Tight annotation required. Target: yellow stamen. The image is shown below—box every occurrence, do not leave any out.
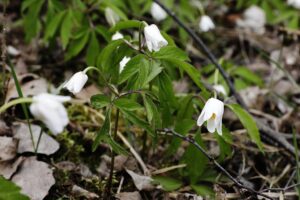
[210,113,216,120]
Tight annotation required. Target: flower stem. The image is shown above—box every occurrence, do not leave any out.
[214,69,219,98]
[106,108,120,198]
[84,66,120,97]
[0,97,33,114]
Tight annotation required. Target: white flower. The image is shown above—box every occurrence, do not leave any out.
[119,56,131,73]
[144,24,168,52]
[63,71,88,94]
[105,8,120,26]
[30,93,70,135]
[236,6,266,34]
[150,3,167,22]
[288,0,300,9]
[112,32,124,40]
[213,84,227,96]
[199,15,215,32]
[7,45,20,56]
[197,98,224,135]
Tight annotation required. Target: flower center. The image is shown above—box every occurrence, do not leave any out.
[210,113,216,120]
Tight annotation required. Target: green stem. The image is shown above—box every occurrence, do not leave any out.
[84,66,119,97]
[8,58,36,152]
[0,97,33,114]
[213,69,219,98]
[106,108,120,198]
[35,126,44,154]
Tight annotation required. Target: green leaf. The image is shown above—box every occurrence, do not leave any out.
[86,31,101,66]
[95,25,111,42]
[114,98,142,111]
[60,9,73,49]
[0,176,30,200]
[227,104,263,151]
[65,31,90,60]
[191,184,214,198]
[121,110,154,136]
[232,67,263,86]
[143,94,161,128]
[181,133,208,183]
[97,39,124,70]
[118,54,144,84]
[90,94,111,109]
[145,61,163,84]
[92,110,111,151]
[152,176,182,192]
[153,46,189,61]
[110,20,142,33]
[162,59,205,91]
[105,136,128,155]
[44,10,65,41]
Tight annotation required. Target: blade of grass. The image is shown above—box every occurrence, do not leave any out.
[7,57,36,152]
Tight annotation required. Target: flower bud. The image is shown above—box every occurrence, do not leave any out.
[63,71,88,94]
[199,15,215,32]
[144,24,168,52]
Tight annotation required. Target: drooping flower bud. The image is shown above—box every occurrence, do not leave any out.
[144,24,168,52]
[63,71,88,94]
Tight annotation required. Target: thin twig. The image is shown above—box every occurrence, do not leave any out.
[153,0,298,157]
[159,128,273,200]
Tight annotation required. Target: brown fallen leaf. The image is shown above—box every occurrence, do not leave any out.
[12,122,60,155]
[5,73,49,103]
[0,156,25,179]
[0,136,18,162]
[126,169,155,191]
[71,185,99,199]
[0,120,11,136]
[75,84,100,102]
[115,191,142,200]
[11,156,55,200]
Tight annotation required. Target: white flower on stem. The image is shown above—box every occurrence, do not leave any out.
[119,56,131,73]
[63,71,88,94]
[30,93,70,135]
[112,32,124,40]
[236,6,266,34]
[144,24,168,52]
[213,84,227,96]
[197,98,224,135]
[150,2,167,22]
[199,15,215,32]
[288,0,300,9]
[105,8,120,26]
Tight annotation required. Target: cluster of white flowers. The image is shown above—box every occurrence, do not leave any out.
[24,4,226,137]
[288,0,300,9]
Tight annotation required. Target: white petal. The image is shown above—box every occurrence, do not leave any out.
[207,118,216,133]
[197,111,205,126]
